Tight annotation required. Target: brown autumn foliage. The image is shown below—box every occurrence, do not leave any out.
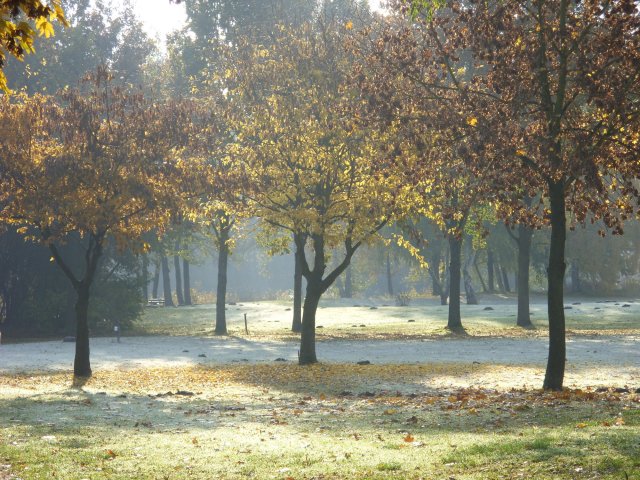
[356,0,640,390]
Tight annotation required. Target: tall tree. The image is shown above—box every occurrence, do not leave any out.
[229,21,404,364]
[0,70,197,377]
[405,0,640,389]
[356,17,501,331]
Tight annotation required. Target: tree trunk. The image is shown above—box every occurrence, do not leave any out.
[161,255,174,307]
[544,181,567,391]
[73,285,92,377]
[299,280,321,365]
[292,236,303,333]
[343,265,352,298]
[473,253,488,293]
[487,249,495,293]
[517,224,534,328]
[440,246,450,305]
[386,251,394,297]
[174,254,184,306]
[152,260,160,299]
[142,254,149,304]
[495,259,505,292]
[463,237,479,305]
[447,236,463,331]
[48,236,103,378]
[501,266,511,292]
[429,253,442,297]
[571,263,581,293]
[183,258,192,305]
[215,227,230,335]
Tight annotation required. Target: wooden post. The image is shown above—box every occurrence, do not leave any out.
[244,313,248,335]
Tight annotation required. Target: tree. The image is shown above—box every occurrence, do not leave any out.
[0,0,67,91]
[355,15,503,331]
[503,199,536,328]
[228,21,404,364]
[190,95,248,335]
[0,70,197,377]
[5,0,155,94]
[404,0,640,389]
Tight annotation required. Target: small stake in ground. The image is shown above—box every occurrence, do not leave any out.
[244,313,248,335]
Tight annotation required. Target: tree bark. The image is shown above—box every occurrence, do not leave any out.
[495,259,505,292]
[517,224,534,328]
[440,245,450,305]
[48,236,103,378]
[544,181,567,391]
[298,232,327,365]
[447,236,463,331]
[386,251,394,297]
[297,232,360,365]
[428,251,442,297]
[299,280,321,365]
[142,254,149,304]
[463,237,479,304]
[174,254,184,306]
[73,284,92,377]
[183,258,192,305]
[152,259,160,299]
[501,266,511,292]
[571,263,581,293]
[343,265,352,298]
[215,226,230,335]
[487,249,495,293]
[292,234,303,333]
[473,253,488,293]
[161,255,174,307]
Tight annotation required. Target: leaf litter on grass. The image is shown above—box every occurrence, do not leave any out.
[1,364,639,479]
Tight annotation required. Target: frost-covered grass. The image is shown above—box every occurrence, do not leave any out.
[0,365,638,479]
[2,297,637,478]
[132,295,640,339]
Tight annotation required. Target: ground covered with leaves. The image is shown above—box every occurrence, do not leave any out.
[1,364,638,479]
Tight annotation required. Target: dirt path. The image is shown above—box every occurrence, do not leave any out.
[1,335,637,389]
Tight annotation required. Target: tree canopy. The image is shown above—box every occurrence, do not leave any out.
[0,0,67,91]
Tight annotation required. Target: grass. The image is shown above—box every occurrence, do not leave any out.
[130,296,640,340]
[2,297,638,478]
[0,365,639,479]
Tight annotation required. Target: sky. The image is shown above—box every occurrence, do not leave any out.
[127,0,384,43]
[128,0,187,42]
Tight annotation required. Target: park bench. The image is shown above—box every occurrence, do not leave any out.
[147,298,165,307]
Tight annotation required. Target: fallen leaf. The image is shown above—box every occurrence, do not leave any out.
[404,433,415,442]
